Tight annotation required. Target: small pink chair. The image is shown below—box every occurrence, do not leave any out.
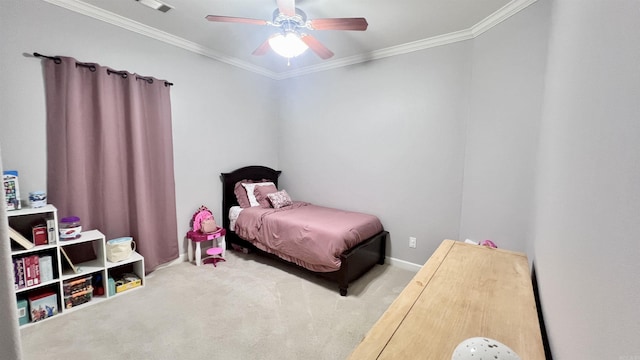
[186,206,226,267]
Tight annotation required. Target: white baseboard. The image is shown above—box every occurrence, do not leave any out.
[386,256,422,272]
[146,254,188,277]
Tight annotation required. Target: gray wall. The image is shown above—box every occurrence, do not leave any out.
[276,0,552,266]
[533,0,640,358]
[278,42,472,265]
[459,0,551,254]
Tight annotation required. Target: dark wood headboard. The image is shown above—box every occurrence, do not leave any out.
[220,166,282,244]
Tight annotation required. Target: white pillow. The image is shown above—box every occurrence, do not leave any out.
[242,182,275,207]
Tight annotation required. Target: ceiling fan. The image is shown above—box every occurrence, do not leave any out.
[206,0,368,60]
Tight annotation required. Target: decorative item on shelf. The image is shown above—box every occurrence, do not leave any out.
[28,191,47,208]
[452,337,521,360]
[115,273,141,293]
[32,223,48,245]
[92,273,105,296]
[106,236,136,262]
[46,219,56,244]
[108,277,116,296]
[59,216,82,240]
[16,298,29,326]
[28,291,58,322]
[3,170,21,210]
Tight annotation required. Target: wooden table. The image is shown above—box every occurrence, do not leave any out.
[348,239,545,360]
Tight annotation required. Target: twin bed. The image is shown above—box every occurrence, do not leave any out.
[221,165,387,296]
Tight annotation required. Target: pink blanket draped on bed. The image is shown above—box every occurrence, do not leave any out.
[234,202,383,272]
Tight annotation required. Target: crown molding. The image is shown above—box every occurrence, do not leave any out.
[41,0,280,79]
[471,0,538,37]
[274,29,474,80]
[42,0,537,80]
[279,0,538,79]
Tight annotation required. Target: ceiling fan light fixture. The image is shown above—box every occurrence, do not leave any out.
[268,32,308,58]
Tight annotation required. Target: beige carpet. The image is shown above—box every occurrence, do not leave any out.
[20,250,416,360]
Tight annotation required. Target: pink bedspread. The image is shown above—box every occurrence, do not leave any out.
[234,202,383,272]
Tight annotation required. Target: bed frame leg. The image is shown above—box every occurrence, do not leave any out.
[339,287,348,296]
[378,232,388,265]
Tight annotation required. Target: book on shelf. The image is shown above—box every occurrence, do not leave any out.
[24,255,40,287]
[59,247,81,274]
[32,255,40,286]
[9,227,34,250]
[39,255,54,283]
[13,258,25,290]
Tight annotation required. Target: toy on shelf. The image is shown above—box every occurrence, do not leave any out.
[3,170,21,210]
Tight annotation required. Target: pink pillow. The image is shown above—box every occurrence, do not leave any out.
[234,179,254,208]
[234,179,271,208]
[267,190,293,209]
[254,184,278,208]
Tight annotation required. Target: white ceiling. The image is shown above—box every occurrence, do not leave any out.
[43,0,536,78]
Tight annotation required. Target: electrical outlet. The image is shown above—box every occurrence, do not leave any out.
[409,236,417,248]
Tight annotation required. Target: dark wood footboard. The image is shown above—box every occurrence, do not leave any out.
[325,231,388,296]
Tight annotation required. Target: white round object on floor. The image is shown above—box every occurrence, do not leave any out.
[451,337,521,360]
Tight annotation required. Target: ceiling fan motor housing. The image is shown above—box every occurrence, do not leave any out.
[272,7,308,33]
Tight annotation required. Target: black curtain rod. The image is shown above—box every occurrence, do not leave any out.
[33,52,61,64]
[33,52,174,87]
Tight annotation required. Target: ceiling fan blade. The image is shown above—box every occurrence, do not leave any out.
[205,15,268,26]
[308,18,368,31]
[252,39,271,56]
[300,34,334,59]
[276,0,296,17]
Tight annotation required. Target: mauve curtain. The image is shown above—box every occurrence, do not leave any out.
[42,56,178,273]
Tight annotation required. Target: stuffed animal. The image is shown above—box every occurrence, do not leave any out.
[480,239,497,248]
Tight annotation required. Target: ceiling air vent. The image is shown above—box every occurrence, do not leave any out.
[136,0,173,13]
